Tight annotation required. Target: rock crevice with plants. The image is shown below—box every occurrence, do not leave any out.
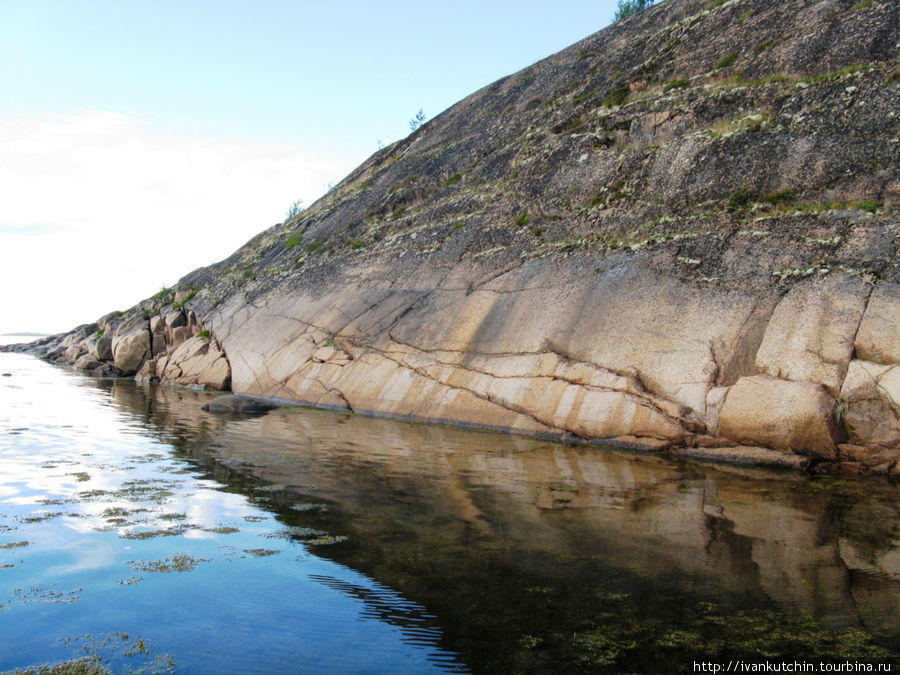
[8,0,899,472]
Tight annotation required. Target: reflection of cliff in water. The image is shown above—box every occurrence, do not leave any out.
[102,379,900,660]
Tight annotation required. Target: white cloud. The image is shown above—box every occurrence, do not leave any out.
[0,111,361,334]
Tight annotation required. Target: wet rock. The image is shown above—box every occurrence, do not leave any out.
[679,445,810,470]
[74,354,102,371]
[200,394,278,413]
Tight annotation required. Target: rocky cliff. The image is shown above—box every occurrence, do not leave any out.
[10,0,899,471]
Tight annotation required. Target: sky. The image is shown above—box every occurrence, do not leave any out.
[0,0,620,335]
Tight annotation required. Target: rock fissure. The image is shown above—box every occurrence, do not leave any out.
[846,281,878,365]
[309,376,355,412]
[383,335,651,388]
[377,350,575,437]
[380,344,692,439]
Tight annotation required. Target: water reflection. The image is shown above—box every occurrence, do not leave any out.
[0,354,469,674]
[99,378,900,670]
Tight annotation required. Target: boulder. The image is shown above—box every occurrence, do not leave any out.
[93,335,113,361]
[136,358,158,382]
[840,360,900,449]
[112,317,151,376]
[718,375,839,458]
[754,274,870,396]
[170,326,191,348]
[163,311,187,343]
[200,394,278,413]
[161,336,231,390]
[198,354,231,390]
[855,283,900,365]
[64,345,85,363]
[112,329,150,375]
[311,346,352,365]
[151,333,167,356]
[74,354,102,371]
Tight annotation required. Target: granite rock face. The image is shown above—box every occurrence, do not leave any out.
[6,0,898,470]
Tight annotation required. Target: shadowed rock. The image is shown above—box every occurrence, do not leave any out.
[200,394,279,414]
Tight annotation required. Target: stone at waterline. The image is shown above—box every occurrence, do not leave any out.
[718,375,839,458]
[74,354,103,371]
[93,335,113,361]
[111,316,151,376]
[201,394,279,414]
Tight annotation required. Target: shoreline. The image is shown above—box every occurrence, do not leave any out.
[4,346,891,478]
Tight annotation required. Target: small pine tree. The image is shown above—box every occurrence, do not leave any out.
[615,0,656,21]
[285,199,304,221]
[408,109,426,132]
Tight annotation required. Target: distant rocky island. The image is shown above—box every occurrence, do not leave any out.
[7,0,898,473]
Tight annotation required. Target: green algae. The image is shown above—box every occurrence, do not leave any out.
[242,548,280,558]
[100,507,132,519]
[203,526,239,534]
[19,512,64,524]
[4,632,176,675]
[289,503,328,512]
[4,656,110,675]
[558,598,897,671]
[157,513,187,522]
[114,577,141,586]
[0,541,29,549]
[127,554,209,574]
[119,528,184,541]
[263,526,327,540]
[110,481,177,503]
[1,585,82,609]
[306,535,348,546]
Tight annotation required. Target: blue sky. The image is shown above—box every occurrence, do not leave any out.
[0,1,619,334]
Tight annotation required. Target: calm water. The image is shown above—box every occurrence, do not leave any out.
[1,341,899,673]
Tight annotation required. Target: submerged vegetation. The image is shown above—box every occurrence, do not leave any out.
[558,597,895,670]
[6,633,175,675]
